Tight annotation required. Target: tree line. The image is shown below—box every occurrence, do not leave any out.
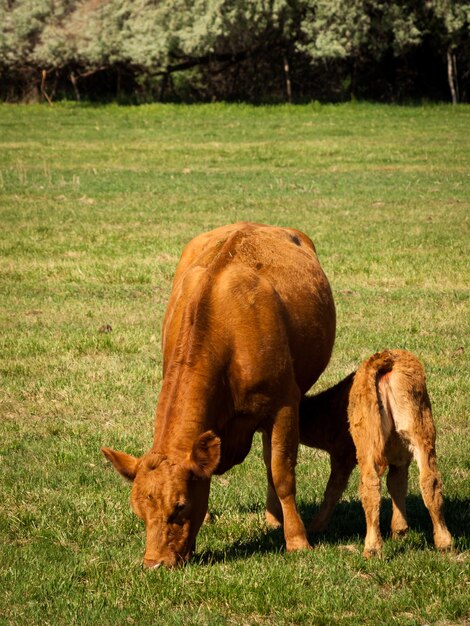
[1,0,469,103]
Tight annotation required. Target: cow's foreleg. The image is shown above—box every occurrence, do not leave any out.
[386,463,410,538]
[310,453,354,533]
[269,403,311,552]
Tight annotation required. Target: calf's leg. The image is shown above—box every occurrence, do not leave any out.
[358,461,383,557]
[262,430,283,528]
[310,454,355,533]
[415,445,452,550]
[386,463,410,538]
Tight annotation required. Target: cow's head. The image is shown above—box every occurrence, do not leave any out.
[102,431,220,568]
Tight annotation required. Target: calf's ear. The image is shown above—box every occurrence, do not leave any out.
[101,447,139,481]
[188,431,221,479]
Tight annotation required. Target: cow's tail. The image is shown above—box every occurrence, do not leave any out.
[207,226,255,277]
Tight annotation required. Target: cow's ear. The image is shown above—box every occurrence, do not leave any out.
[101,447,139,481]
[188,431,221,479]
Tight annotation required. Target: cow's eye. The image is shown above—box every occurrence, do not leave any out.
[147,493,154,501]
[168,501,187,523]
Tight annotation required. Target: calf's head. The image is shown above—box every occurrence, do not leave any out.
[102,431,220,568]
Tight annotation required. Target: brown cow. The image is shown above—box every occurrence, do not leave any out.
[102,222,336,567]
[297,349,452,557]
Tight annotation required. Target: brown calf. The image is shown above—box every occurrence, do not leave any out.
[102,222,336,567]
[297,349,452,557]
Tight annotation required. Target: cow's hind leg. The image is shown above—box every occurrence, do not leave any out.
[358,461,383,557]
[387,463,410,538]
[268,401,310,552]
[310,453,355,533]
[415,445,452,550]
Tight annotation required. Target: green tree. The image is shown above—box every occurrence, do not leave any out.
[298,0,422,97]
[121,0,299,100]
[0,0,469,102]
[426,0,470,103]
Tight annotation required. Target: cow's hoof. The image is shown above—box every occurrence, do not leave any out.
[286,538,312,552]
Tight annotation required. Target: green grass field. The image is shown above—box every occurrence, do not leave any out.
[1,102,469,625]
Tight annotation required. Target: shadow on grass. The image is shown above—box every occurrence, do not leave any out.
[197,495,469,565]
[303,494,469,544]
[196,527,285,566]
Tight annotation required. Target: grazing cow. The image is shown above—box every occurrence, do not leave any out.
[102,222,336,567]
[298,349,452,557]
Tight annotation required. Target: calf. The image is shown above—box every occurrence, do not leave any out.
[298,350,452,557]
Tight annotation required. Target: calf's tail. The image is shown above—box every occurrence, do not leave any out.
[348,351,396,472]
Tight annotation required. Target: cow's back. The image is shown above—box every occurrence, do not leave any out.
[162,222,335,395]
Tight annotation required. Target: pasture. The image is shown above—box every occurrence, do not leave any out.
[0,102,469,625]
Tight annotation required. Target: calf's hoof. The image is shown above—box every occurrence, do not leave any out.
[265,510,282,529]
[363,545,382,559]
[391,527,409,540]
[435,533,453,551]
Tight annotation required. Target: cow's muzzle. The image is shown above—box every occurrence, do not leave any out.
[143,543,195,569]
[143,559,162,569]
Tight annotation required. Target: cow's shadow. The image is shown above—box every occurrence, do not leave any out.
[196,495,469,565]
